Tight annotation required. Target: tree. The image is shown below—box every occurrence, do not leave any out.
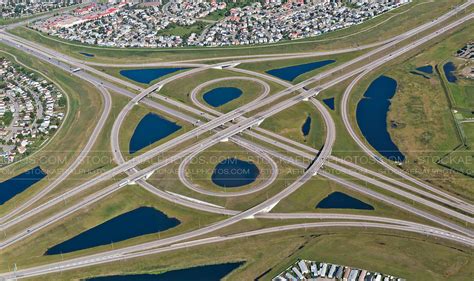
[58,96,67,107]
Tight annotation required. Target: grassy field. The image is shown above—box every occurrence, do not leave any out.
[146,151,304,211]
[271,169,456,229]
[156,68,286,106]
[316,23,474,201]
[194,78,265,114]
[6,0,466,63]
[384,25,474,200]
[444,57,474,109]
[25,227,473,281]
[313,79,417,186]
[239,50,365,84]
[260,102,327,150]
[183,141,273,194]
[311,24,474,205]
[0,184,224,272]
[437,120,474,178]
[157,22,207,39]
[433,53,474,178]
[0,43,104,217]
[20,91,130,213]
[1,173,126,245]
[0,2,472,279]
[265,231,473,281]
[273,175,402,217]
[463,122,474,146]
[202,9,227,21]
[447,65,474,110]
[0,92,131,242]
[95,66,190,87]
[439,145,474,178]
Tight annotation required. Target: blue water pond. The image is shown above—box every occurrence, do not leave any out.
[45,207,180,255]
[86,262,244,281]
[302,115,312,137]
[443,62,457,83]
[415,65,433,74]
[120,68,187,84]
[203,87,243,107]
[211,158,260,188]
[323,97,335,110]
[356,75,405,162]
[79,52,95,57]
[0,166,46,205]
[129,113,181,154]
[266,60,335,82]
[316,192,374,210]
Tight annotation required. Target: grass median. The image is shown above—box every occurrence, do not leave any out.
[0,184,224,273]
[25,226,473,281]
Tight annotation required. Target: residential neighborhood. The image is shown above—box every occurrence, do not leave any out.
[32,0,227,48]
[190,0,410,46]
[0,0,471,280]
[273,259,406,281]
[456,42,474,60]
[31,0,411,48]
[455,42,474,79]
[0,0,77,20]
[0,57,66,164]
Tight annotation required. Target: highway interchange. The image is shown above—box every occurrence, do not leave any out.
[0,1,473,279]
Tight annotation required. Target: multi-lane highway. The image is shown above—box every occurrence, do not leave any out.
[341,67,474,211]
[0,4,471,227]
[184,78,473,225]
[1,219,472,280]
[0,2,472,279]
[0,0,472,242]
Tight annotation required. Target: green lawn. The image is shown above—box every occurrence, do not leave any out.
[271,172,447,228]
[202,9,227,21]
[239,50,365,84]
[0,111,13,127]
[157,22,207,38]
[438,145,474,178]
[463,122,474,146]
[156,68,285,106]
[440,58,474,115]
[146,150,303,211]
[449,78,474,110]
[260,102,326,150]
[437,121,474,178]
[96,66,189,87]
[184,141,273,194]
[194,78,265,114]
